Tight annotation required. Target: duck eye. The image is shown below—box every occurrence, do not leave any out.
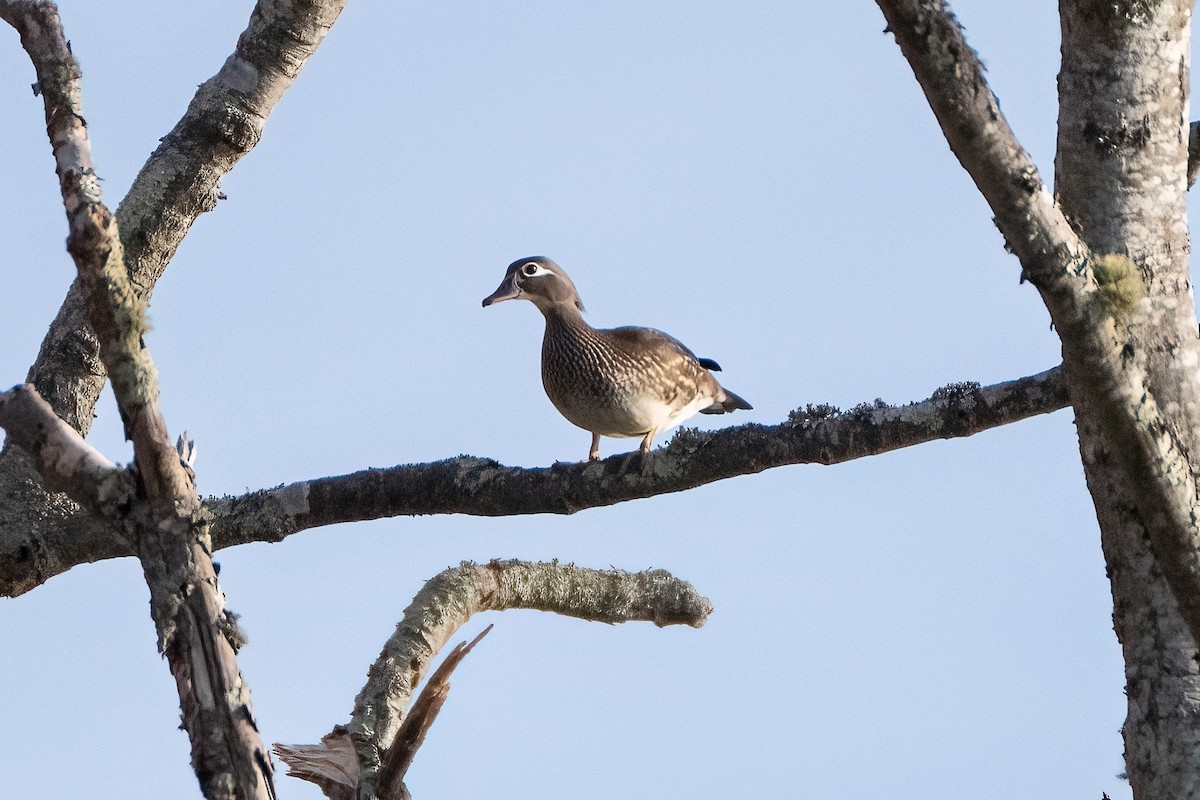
[521,262,540,277]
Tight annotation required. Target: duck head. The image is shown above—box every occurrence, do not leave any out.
[482,256,586,314]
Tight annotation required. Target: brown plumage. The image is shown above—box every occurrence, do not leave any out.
[483,256,751,461]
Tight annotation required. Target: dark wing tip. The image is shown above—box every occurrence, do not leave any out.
[722,389,752,411]
[698,389,752,415]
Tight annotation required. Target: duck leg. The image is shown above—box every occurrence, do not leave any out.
[639,429,657,457]
[589,432,602,462]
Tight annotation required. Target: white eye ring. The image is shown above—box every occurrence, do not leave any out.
[521,262,549,277]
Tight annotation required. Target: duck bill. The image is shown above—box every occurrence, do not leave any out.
[482,277,521,307]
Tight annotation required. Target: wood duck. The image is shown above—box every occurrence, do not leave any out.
[483,256,752,461]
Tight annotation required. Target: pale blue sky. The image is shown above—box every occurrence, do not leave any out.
[0,2,1150,798]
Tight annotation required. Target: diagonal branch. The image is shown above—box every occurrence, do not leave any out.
[876,0,1086,283]
[275,560,712,799]
[2,3,275,798]
[0,0,349,592]
[0,383,135,518]
[20,0,350,434]
[273,627,493,800]
[878,0,1200,648]
[374,625,493,800]
[0,366,1071,597]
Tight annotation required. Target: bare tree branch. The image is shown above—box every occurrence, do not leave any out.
[876,0,1086,283]
[209,367,1069,538]
[276,560,712,799]
[376,625,492,800]
[0,0,349,595]
[0,366,1071,597]
[21,0,350,433]
[878,0,1200,651]
[274,625,493,800]
[1,3,275,797]
[0,384,133,515]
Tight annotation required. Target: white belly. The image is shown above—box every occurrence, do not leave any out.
[587,391,714,438]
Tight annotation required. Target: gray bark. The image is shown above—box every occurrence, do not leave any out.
[0,0,348,597]
[0,366,1069,597]
[274,561,712,800]
[0,3,276,796]
[5,0,1198,797]
[877,1,1200,796]
[1056,3,1200,796]
[0,0,348,797]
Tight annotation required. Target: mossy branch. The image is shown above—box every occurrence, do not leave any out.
[276,560,711,799]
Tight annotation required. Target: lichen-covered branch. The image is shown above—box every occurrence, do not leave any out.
[374,625,493,800]
[209,367,1069,540]
[2,3,275,798]
[0,0,349,599]
[355,560,710,749]
[0,384,133,515]
[0,366,1071,597]
[878,0,1200,653]
[274,626,492,800]
[276,560,712,799]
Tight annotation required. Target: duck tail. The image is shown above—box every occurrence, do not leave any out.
[700,388,752,414]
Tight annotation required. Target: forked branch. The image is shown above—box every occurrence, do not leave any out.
[275,560,712,799]
[1,3,275,797]
[0,0,351,605]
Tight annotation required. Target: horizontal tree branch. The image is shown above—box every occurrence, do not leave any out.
[275,560,712,799]
[0,366,1071,597]
[210,367,1069,541]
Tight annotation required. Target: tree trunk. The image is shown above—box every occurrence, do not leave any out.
[1055,2,1200,796]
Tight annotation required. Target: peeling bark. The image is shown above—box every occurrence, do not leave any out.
[275,560,712,799]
